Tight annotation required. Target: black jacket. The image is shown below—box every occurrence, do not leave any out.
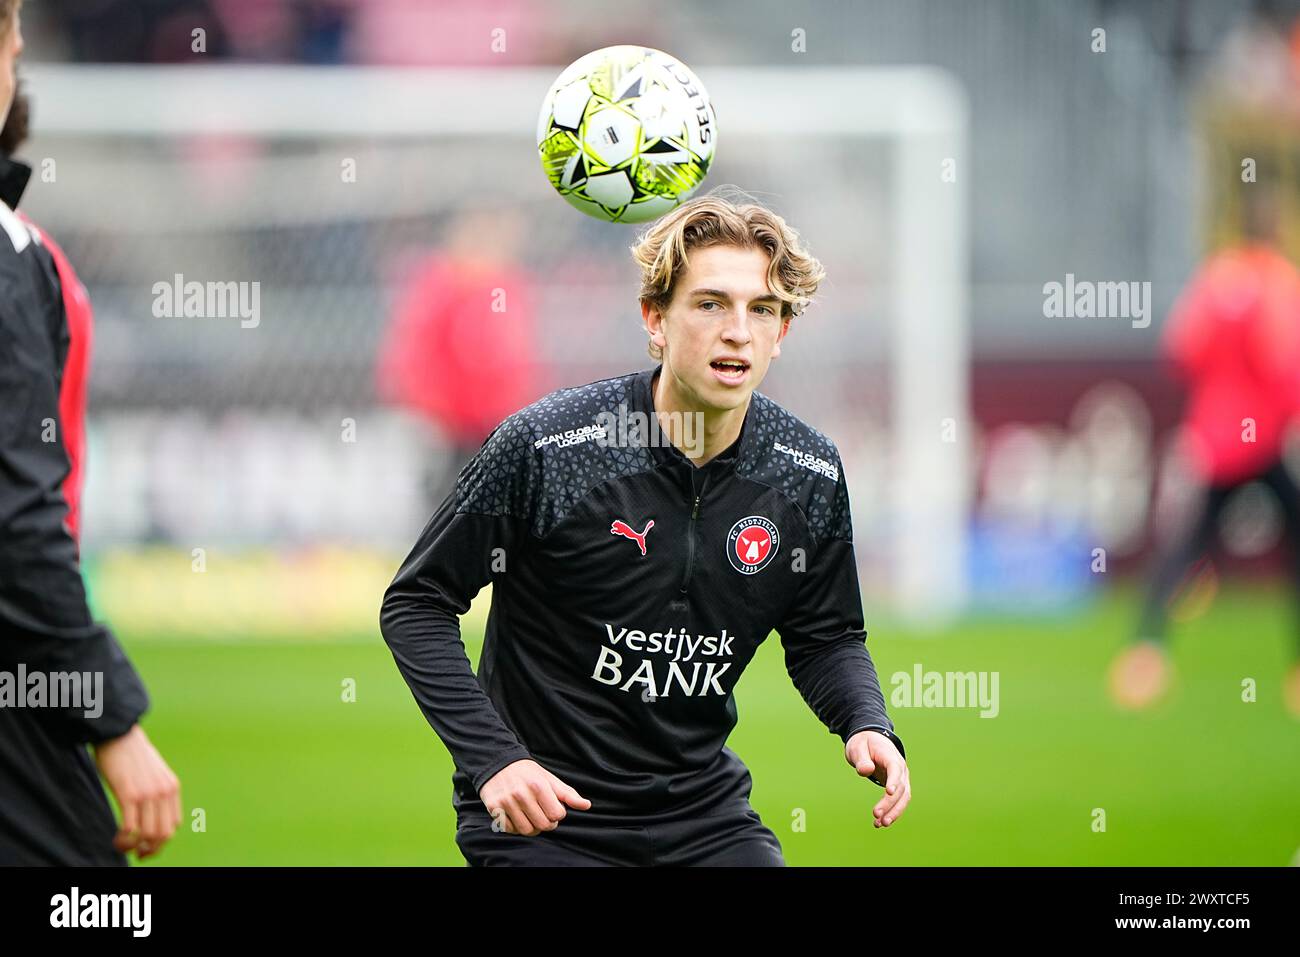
[0,156,148,864]
[381,363,903,826]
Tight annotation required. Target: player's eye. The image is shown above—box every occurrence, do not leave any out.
[699,300,720,312]
[753,305,775,315]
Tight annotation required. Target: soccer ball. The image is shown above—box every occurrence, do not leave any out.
[536,45,718,223]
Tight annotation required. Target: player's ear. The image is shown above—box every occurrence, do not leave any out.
[771,315,791,359]
[642,300,668,354]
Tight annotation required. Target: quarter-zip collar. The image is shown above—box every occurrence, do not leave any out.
[0,154,32,210]
[631,363,756,478]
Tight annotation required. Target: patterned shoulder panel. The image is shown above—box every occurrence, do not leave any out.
[455,371,656,538]
[735,391,853,546]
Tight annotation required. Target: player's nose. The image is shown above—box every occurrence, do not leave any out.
[721,316,753,344]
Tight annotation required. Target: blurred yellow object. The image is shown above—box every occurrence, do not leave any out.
[1284,662,1300,719]
[85,546,493,642]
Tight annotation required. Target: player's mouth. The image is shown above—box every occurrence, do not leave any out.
[709,357,750,386]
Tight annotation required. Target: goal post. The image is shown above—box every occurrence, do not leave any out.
[24,63,970,627]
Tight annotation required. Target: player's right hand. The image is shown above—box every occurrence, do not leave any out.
[92,723,182,860]
[479,759,592,836]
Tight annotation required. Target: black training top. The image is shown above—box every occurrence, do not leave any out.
[0,157,148,864]
[0,156,147,743]
[380,363,903,826]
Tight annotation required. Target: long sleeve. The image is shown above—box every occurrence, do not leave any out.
[379,414,538,793]
[0,272,148,745]
[775,460,903,759]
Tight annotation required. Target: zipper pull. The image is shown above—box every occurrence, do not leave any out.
[691,495,700,519]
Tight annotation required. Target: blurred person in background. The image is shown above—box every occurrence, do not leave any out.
[376,205,543,510]
[1110,185,1300,718]
[0,1,180,864]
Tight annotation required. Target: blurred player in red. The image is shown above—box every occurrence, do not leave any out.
[376,205,543,508]
[1111,187,1300,717]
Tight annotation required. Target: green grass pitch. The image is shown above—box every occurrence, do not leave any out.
[118,583,1300,866]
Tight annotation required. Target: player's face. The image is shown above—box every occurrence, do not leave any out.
[642,244,790,413]
[0,6,23,130]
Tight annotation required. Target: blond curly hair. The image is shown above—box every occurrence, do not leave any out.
[628,187,826,361]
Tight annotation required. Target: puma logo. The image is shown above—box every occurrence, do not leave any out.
[610,518,654,556]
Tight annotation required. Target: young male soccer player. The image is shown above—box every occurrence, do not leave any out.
[381,192,911,866]
[0,1,180,865]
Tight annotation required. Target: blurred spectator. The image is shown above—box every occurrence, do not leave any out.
[347,0,535,65]
[42,0,229,63]
[37,0,357,64]
[210,0,354,63]
[28,0,650,65]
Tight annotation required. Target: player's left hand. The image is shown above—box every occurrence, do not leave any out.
[845,730,910,829]
[93,723,182,860]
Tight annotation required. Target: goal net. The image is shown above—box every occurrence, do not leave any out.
[22,63,969,631]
